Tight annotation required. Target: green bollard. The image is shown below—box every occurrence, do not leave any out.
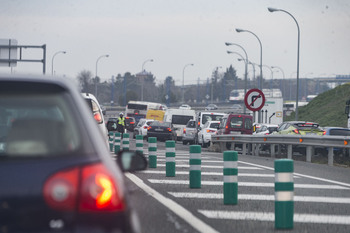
[108,132,114,152]
[189,145,201,188]
[114,132,121,154]
[275,159,294,229]
[136,135,143,154]
[165,140,176,177]
[223,151,238,205]
[148,137,157,168]
[122,133,130,151]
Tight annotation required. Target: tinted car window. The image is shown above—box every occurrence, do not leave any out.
[186,120,196,128]
[172,115,193,125]
[0,90,81,157]
[210,122,220,128]
[230,117,243,128]
[329,129,350,136]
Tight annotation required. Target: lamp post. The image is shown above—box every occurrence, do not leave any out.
[268,7,300,120]
[51,51,66,75]
[271,66,285,98]
[263,65,274,92]
[211,66,222,104]
[226,50,248,114]
[225,42,249,115]
[141,59,154,101]
[182,63,194,103]
[235,29,263,91]
[95,54,109,97]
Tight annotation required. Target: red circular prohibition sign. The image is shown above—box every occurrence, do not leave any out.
[244,88,266,112]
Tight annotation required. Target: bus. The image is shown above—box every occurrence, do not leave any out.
[229,89,282,103]
[125,101,165,122]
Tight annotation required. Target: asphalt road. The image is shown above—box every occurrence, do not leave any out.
[115,135,350,233]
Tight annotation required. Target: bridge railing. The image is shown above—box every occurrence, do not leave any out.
[211,134,350,166]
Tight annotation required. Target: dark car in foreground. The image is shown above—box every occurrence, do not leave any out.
[147,121,177,141]
[0,75,146,233]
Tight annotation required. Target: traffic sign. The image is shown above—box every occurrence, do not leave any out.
[244,88,265,111]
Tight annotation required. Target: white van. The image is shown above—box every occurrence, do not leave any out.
[163,108,196,141]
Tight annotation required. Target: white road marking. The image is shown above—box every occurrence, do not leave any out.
[125,173,219,233]
[155,164,262,169]
[238,160,350,188]
[198,210,350,225]
[157,159,222,163]
[140,170,300,178]
[168,192,350,204]
[147,179,350,190]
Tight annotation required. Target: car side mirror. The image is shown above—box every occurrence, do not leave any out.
[116,151,148,172]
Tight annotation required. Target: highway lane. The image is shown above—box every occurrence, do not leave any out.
[117,138,350,233]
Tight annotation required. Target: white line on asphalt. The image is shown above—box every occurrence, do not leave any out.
[157,159,222,163]
[155,164,262,169]
[147,179,350,189]
[125,173,219,233]
[140,170,300,178]
[198,210,350,225]
[168,192,350,204]
[238,160,350,188]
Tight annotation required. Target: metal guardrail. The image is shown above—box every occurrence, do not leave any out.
[211,134,350,166]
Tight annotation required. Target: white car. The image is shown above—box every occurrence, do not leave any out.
[179,104,191,110]
[198,120,220,148]
[254,124,278,135]
[81,93,108,146]
[133,118,154,138]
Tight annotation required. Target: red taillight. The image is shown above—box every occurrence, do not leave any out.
[225,125,228,129]
[79,163,124,212]
[183,128,186,134]
[147,126,151,130]
[143,126,148,129]
[43,167,79,211]
[167,128,172,132]
[94,112,103,124]
[44,163,125,213]
[293,129,300,134]
[323,131,326,135]
[206,129,216,133]
[130,122,135,125]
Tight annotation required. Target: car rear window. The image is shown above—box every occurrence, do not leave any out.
[0,83,82,157]
[186,120,195,128]
[202,114,224,125]
[210,122,220,128]
[329,129,350,136]
[295,122,319,129]
[151,121,171,127]
[172,115,193,125]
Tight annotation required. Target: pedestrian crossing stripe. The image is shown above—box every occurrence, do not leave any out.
[198,210,350,225]
[140,170,301,178]
[155,164,263,169]
[147,179,350,190]
[168,192,350,204]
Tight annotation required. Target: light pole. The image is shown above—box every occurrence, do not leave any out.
[268,7,300,121]
[235,29,263,91]
[271,66,285,98]
[211,66,222,104]
[226,50,248,114]
[141,59,154,101]
[51,50,66,75]
[263,65,273,93]
[182,63,194,103]
[225,42,249,114]
[95,54,109,97]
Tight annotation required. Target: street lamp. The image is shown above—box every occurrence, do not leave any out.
[211,66,222,104]
[263,65,273,92]
[225,42,249,114]
[51,50,66,75]
[95,54,109,97]
[271,66,285,98]
[268,7,300,120]
[235,28,263,91]
[141,59,154,101]
[182,63,194,103]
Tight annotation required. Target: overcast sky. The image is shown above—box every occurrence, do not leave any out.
[1,0,349,85]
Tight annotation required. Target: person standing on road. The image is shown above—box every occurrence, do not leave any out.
[117,112,125,138]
